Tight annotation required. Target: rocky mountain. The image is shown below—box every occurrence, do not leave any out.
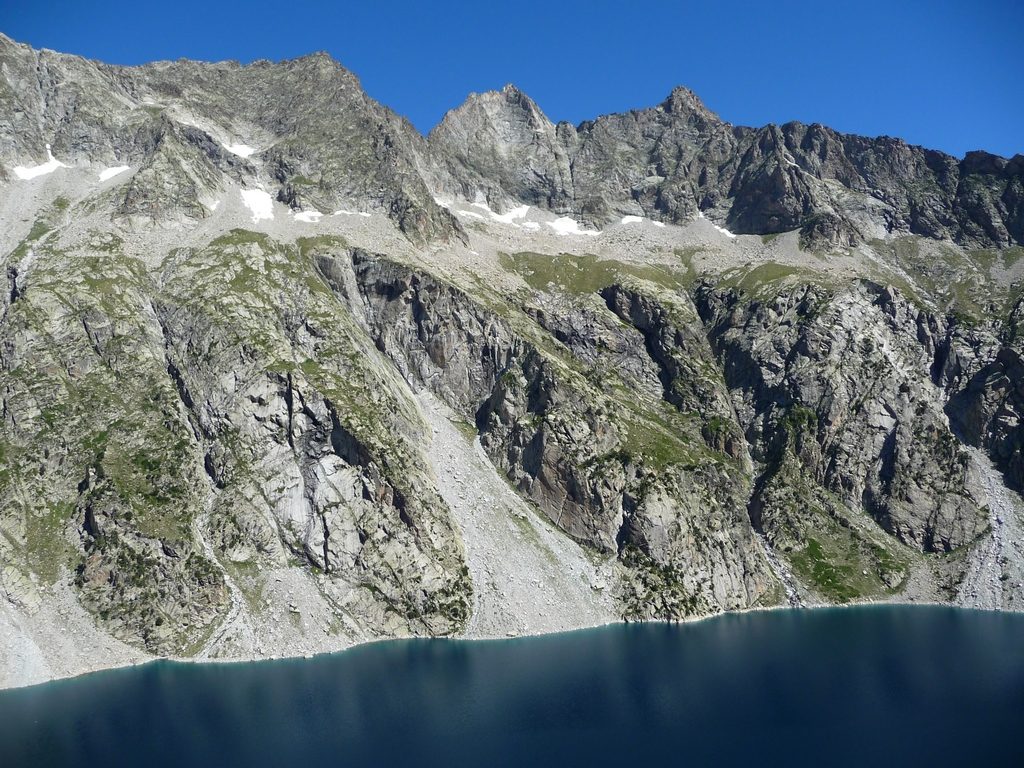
[429,84,1024,249]
[1,34,1022,688]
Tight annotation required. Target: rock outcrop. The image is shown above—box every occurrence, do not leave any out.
[430,86,1024,249]
[0,34,460,243]
[313,247,779,619]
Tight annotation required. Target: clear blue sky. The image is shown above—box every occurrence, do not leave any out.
[1,0,1021,158]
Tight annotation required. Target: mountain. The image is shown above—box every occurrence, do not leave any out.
[1,34,1022,688]
[429,84,1024,249]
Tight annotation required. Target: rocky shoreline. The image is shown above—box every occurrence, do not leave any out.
[4,393,1022,691]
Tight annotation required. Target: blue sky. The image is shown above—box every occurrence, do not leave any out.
[1,0,1021,158]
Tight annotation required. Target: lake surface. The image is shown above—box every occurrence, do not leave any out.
[1,605,1022,766]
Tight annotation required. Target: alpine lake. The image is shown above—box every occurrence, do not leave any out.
[1,605,1022,767]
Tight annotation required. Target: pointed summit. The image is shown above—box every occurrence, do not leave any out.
[430,82,555,144]
[662,86,721,123]
[496,83,540,111]
[428,83,573,211]
[499,82,526,97]
[433,83,550,134]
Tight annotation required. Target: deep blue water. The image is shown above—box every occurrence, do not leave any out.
[1,605,1022,767]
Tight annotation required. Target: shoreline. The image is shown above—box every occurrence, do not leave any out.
[3,598,1018,694]
[3,404,1018,693]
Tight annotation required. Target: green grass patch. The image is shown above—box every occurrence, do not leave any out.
[23,501,78,584]
[209,229,271,248]
[790,537,862,602]
[297,234,349,256]
[500,251,686,295]
[718,262,817,297]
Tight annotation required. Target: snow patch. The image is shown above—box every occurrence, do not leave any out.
[456,210,487,220]
[224,144,256,158]
[240,189,274,222]
[621,215,666,228]
[698,210,736,238]
[209,200,221,211]
[98,165,130,182]
[490,205,530,224]
[13,145,66,180]
[332,209,372,218]
[294,210,323,223]
[547,216,600,237]
[466,201,533,226]
[521,221,540,231]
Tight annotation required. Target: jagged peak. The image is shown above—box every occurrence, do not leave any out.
[279,50,343,69]
[462,83,539,111]
[430,83,552,138]
[661,85,721,123]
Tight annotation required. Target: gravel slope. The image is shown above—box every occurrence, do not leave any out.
[958,448,1024,610]
[420,392,618,637]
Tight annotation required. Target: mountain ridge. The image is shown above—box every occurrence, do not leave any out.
[2,32,1021,250]
[4,30,1016,161]
[1,34,1023,689]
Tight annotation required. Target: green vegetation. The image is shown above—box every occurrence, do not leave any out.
[787,526,908,604]
[618,403,704,471]
[448,414,478,441]
[620,545,708,619]
[717,262,823,299]
[23,502,77,584]
[499,251,686,295]
[782,404,818,433]
[1001,246,1024,270]
[673,247,702,284]
[761,446,910,604]
[0,231,206,590]
[296,233,349,256]
[209,228,271,248]
[790,538,861,602]
[867,236,1022,326]
[5,195,74,263]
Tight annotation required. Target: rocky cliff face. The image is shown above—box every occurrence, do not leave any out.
[314,249,776,618]
[0,35,459,243]
[696,281,988,552]
[1,35,1023,686]
[429,85,1024,249]
[0,226,471,657]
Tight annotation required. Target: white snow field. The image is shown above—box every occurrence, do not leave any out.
[13,145,67,180]
[240,189,275,222]
[98,166,130,182]
[547,216,600,236]
[224,143,257,158]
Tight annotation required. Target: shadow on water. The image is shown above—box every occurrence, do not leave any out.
[1,605,1022,767]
